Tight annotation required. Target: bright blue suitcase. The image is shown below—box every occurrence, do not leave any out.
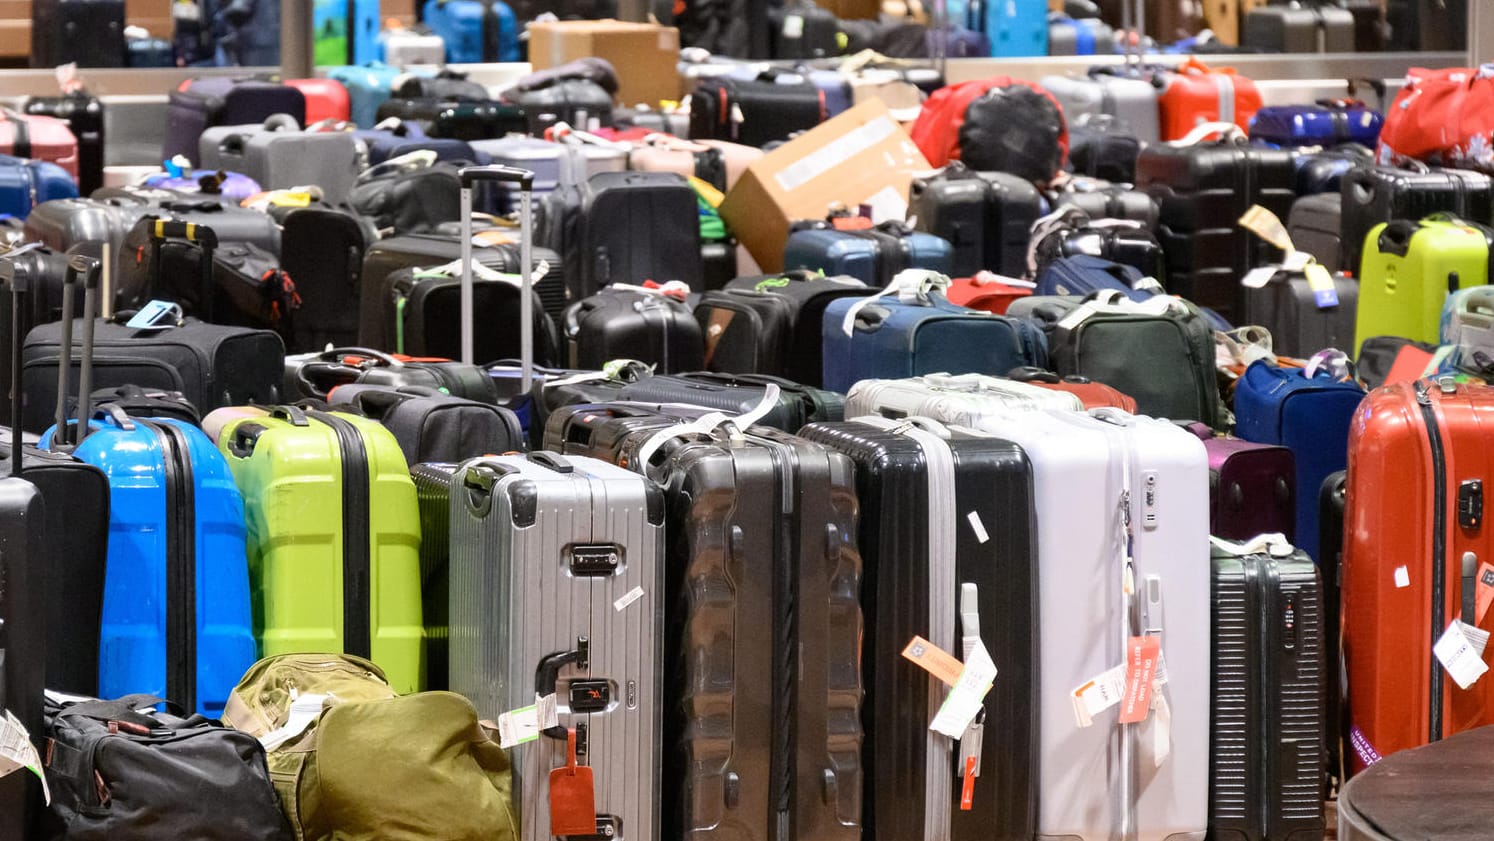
[327,62,403,128]
[1232,359,1366,563]
[42,407,256,717]
[1248,103,1383,149]
[422,0,519,63]
[314,0,382,65]
[821,289,1048,392]
[985,0,1047,57]
[783,226,954,288]
[0,155,77,219]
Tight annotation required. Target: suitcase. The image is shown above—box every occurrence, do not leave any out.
[1146,0,1205,40]
[908,165,1042,279]
[1008,293,1224,428]
[944,273,1033,315]
[1386,0,1464,51]
[799,417,1037,841]
[216,405,423,693]
[695,271,872,386]
[441,453,662,841]
[326,62,404,128]
[843,372,1085,422]
[285,77,353,125]
[687,78,825,148]
[1342,379,1494,771]
[1337,725,1494,841]
[355,124,478,166]
[1241,266,1358,359]
[568,171,703,296]
[327,383,523,464]
[199,117,360,204]
[279,205,374,352]
[1356,216,1492,352]
[768,0,839,58]
[397,101,529,141]
[349,160,464,236]
[379,28,446,65]
[784,223,954,288]
[618,371,845,432]
[1292,145,1373,197]
[626,136,763,194]
[1136,137,1295,324]
[23,93,104,196]
[970,408,1211,841]
[1288,192,1344,272]
[140,169,264,203]
[1233,360,1365,563]
[1041,73,1162,145]
[510,80,615,134]
[1181,424,1297,541]
[1066,117,1144,184]
[700,238,736,289]
[0,111,80,181]
[21,315,285,433]
[421,0,519,62]
[1339,165,1494,275]
[1032,253,1160,300]
[822,279,1048,394]
[0,418,47,841]
[1157,60,1263,141]
[0,155,78,220]
[31,0,126,67]
[1248,102,1383,149]
[1242,3,1354,52]
[470,136,627,199]
[986,0,1047,55]
[125,35,174,66]
[1033,230,1165,285]
[1051,184,1161,229]
[360,232,568,321]
[1006,366,1140,411]
[1339,0,1387,51]
[542,409,862,841]
[1208,535,1327,841]
[289,347,500,404]
[365,264,561,364]
[392,69,491,103]
[1048,14,1115,54]
[163,78,307,166]
[562,287,703,372]
[312,0,381,65]
[205,0,282,65]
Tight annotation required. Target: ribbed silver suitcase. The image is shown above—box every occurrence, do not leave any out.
[845,373,1083,423]
[446,452,665,841]
[1040,74,1162,145]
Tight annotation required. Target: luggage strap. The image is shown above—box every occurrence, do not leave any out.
[633,383,782,467]
[1056,290,1185,330]
[838,268,951,336]
[1209,533,1294,557]
[1168,121,1245,147]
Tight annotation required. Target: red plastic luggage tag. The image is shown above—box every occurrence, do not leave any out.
[1118,635,1161,725]
[959,757,977,810]
[549,728,596,837]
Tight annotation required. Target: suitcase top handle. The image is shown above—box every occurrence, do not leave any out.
[459,163,533,191]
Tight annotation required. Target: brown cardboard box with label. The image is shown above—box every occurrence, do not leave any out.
[721,99,931,273]
[527,20,681,109]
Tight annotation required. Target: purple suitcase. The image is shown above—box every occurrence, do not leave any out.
[141,170,263,203]
[1183,422,1297,541]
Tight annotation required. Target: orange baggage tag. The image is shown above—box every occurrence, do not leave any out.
[1118,636,1161,725]
[549,729,596,837]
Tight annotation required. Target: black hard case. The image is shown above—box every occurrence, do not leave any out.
[798,420,1038,841]
[562,287,704,372]
[1136,142,1295,324]
[1242,4,1354,52]
[1287,192,1344,272]
[31,0,126,68]
[1209,544,1327,841]
[24,93,105,196]
[280,206,374,353]
[909,166,1041,279]
[577,171,702,296]
[1052,186,1161,229]
[1339,165,1494,274]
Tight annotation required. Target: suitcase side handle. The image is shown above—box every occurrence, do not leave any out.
[535,636,590,739]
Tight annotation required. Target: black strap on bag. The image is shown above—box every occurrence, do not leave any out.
[144,217,219,322]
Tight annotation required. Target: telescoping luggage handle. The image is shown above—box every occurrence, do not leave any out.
[458,165,535,381]
[144,217,219,323]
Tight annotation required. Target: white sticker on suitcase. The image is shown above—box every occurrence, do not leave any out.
[1434,620,1491,690]
[1394,565,1411,588]
[966,511,990,544]
[613,586,645,612]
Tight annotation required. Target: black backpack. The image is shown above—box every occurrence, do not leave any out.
[959,83,1067,184]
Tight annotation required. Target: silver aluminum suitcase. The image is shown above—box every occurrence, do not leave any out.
[1040,74,1161,145]
[447,452,664,841]
[965,408,1210,841]
[381,30,446,66]
[200,116,361,203]
[845,373,1083,423]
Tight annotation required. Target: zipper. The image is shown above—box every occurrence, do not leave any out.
[1250,555,1275,835]
[306,411,372,658]
[1414,381,1448,741]
[142,420,197,712]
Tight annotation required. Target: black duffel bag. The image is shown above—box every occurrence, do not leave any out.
[42,693,293,841]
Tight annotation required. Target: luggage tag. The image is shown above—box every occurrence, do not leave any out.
[0,709,50,804]
[125,300,183,331]
[1477,561,1494,625]
[1434,619,1490,690]
[549,728,598,837]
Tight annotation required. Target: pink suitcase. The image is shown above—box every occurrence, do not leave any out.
[627,135,762,192]
[0,110,79,179]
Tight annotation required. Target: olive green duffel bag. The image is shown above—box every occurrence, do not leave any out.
[223,653,517,841]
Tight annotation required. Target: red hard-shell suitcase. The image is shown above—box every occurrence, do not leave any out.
[1342,378,1494,773]
[286,78,352,125]
[1158,58,1262,141]
[1006,366,1139,411]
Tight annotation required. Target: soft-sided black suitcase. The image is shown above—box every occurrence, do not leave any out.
[562,286,704,372]
[799,417,1037,841]
[1210,535,1327,841]
[279,205,374,353]
[574,171,702,296]
[1136,140,1295,324]
[908,164,1042,278]
[688,77,825,148]
[287,347,499,403]
[618,370,844,432]
[363,265,561,365]
[31,0,126,67]
[360,232,568,320]
[326,383,523,464]
[1339,164,1494,274]
[23,93,105,196]
[1242,4,1354,52]
[1288,192,1344,272]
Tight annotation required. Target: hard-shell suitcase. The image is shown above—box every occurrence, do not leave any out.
[327,383,523,464]
[1242,3,1354,52]
[1233,360,1365,562]
[443,453,662,841]
[687,78,825,148]
[1182,425,1297,541]
[571,171,703,296]
[1341,379,1494,771]
[279,205,373,352]
[1047,13,1114,55]
[285,77,353,125]
[422,0,519,62]
[360,232,568,321]
[543,409,863,841]
[768,0,839,58]
[976,408,1211,841]
[1051,185,1161,229]
[562,287,704,373]
[1356,216,1492,352]
[1339,165,1493,275]
[163,78,307,166]
[289,347,500,404]
[1386,0,1465,51]
[799,417,1038,841]
[379,28,446,65]
[784,224,954,288]
[908,165,1042,279]
[1209,535,1327,841]
[822,278,1047,394]
[31,0,125,66]
[218,405,424,693]
[326,63,403,128]
[199,116,360,204]
[618,371,845,432]
[1066,118,1144,185]
[1242,266,1359,359]
[844,372,1084,422]
[470,135,627,198]
[1248,102,1382,149]
[0,155,78,219]
[1136,135,1295,324]
[1040,73,1162,145]
[1292,146,1372,197]
[1157,60,1262,141]
[1287,192,1344,272]
[311,0,381,66]
[23,93,104,196]
[695,271,872,386]
[986,0,1047,55]
[509,80,616,134]
[1007,366,1140,411]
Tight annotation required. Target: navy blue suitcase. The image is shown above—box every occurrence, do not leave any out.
[1249,102,1383,149]
[0,155,78,219]
[354,125,481,166]
[783,223,954,288]
[821,280,1047,393]
[1034,254,1158,301]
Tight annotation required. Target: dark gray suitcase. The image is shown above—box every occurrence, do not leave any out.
[909,165,1042,278]
[1242,267,1358,358]
[576,171,703,296]
[1210,536,1327,841]
[1340,165,1494,274]
[1242,4,1355,52]
[1288,192,1344,272]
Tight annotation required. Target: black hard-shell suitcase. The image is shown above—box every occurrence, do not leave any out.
[1339,165,1494,274]
[688,78,825,148]
[0,247,73,401]
[362,264,561,365]
[1293,145,1372,197]
[908,165,1042,278]
[375,99,528,140]
[1288,192,1344,272]
[31,0,125,67]
[1051,184,1161,229]
[1242,4,1354,52]
[697,271,871,386]
[618,370,844,432]
[1067,115,1142,183]
[562,287,704,372]
[1241,267,1358,358]
[1136,140,1295,324]
[700,238,736,290]
[574,171,702,296]
[279,205,374,352]
[1209,535,1327,841]
[360,232,568,320]
[799,417,1037,841]
[23,93,105,196]
[543,406,863,841]
[767,1,839,58]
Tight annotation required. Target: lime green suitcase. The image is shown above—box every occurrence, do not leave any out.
[219,405,425,693]
[1356,216,1493,354]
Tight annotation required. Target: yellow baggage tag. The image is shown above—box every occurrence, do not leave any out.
[1303,262,1339,308]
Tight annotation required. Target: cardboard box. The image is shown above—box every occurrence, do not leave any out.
[0,18,28,57]
[814,0,879,19]
[721,99,931,273]
[527,20,681,109]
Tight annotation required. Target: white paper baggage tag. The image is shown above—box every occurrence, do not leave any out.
[1071,663,1127,727]
[929,642,996,738]
[259,692,330,752]
[535,692,560,730]
[0,709,49,804]
[496,705,541,748]
[1435,619,1491,690]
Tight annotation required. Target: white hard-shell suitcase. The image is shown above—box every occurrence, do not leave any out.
[1040,74,1162,145]
[845,372,1084,423]
[964,408,1210,841]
